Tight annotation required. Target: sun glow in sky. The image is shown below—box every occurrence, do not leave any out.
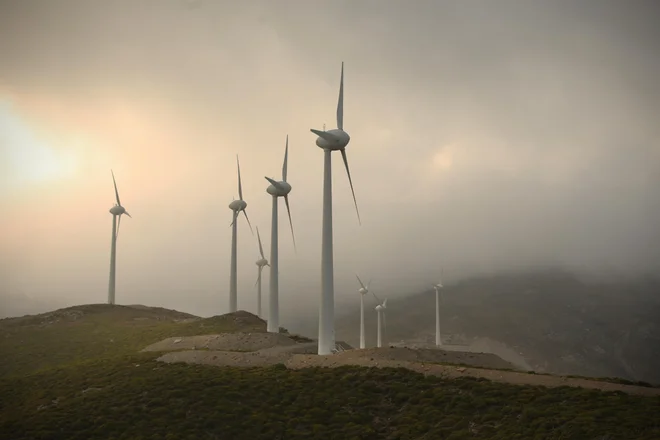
[0,0,658,320]
[0,100,79,193]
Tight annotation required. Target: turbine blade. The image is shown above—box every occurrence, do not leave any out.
[264,176,285,190]
[242,209,254,235]
[284,195,296,252]
[337,61,344,130]
[111,170,121,206]
[124,211,132,218]
[229,210,238,228]
[310,129,340,142]
[371,291,382,305]
[282,135,289,182]
[356,274,366,290]
[340,148,361,225]
[236,155,243,201]
[254,267,261,288]
[116,213,122,239]
[383,298,388,308]
[256,226,265,259]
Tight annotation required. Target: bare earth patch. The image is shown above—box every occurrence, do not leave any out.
[153,338,660,396]
[142,332,298,353]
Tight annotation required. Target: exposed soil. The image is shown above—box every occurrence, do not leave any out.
[142,332,298,353]
[152,336,660,396]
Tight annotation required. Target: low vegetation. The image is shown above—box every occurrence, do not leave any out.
[1,304,658,439]
[2,354,659,440]
[0,304,264,377]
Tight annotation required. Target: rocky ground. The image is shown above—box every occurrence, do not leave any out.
[150,333,660,396]
[142,332,298,353]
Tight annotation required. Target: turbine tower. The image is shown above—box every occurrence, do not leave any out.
[434,280,444,346]
[372,292,387,348]
[108,170,131,305]
[228,155,253,313]
[264,136,296,333]
[310,62,361,355]
[254,227,269,318]
[356,274,372,349]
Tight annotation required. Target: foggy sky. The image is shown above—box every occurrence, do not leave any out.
[1,0,659,321]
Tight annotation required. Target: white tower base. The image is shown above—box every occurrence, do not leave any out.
[435,289,442,346]
[229,215,238,313]
[319,148,335,355]
[268,196,279,333]
[108,214,117,305]
[359,294,365,349]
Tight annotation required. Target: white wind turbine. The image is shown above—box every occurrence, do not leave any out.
[310,62,361,355]
[107,170,131,305]
[372,292,388,348]
[434,274,444,346]
[264,135,296,333]
[228,155,253,313]
[356,275,372,349]
[254,227,269,318]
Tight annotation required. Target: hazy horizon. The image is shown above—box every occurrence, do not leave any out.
[1,0,659,322]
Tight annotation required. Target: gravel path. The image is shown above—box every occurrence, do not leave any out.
[142,332,298,353]
[284,354,660,397]
[153,338,660,396]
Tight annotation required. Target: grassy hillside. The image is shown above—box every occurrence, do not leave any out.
[0,304,265,377]
[2,303,659,439]
[2,354,659,440]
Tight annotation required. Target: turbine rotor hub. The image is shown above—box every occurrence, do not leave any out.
[229,199,247,211]
[109,205,125,215]
[266,180,292,197]
[314,128,350,150]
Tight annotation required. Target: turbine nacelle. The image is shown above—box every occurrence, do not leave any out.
[109,205,126,216]
[311,128,350,151]
[265,178,292,197]
[229,199,247,212]
[358,288,368,295]
[255,257,269,267]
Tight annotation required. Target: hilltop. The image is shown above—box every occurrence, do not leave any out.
[1,303,659,439]
[0,304,265,377]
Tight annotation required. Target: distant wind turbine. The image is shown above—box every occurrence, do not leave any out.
[254,227,269,318]
[372,292,387,348]
[356,275,372,349]
[228,155,253,313]
[310,62,361,355]
[264,136,296,332]
[108,170,131,305]
[433,281,443,346]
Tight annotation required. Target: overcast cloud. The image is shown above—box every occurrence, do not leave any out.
[1,0,659,321]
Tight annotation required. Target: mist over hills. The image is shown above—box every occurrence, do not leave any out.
[325,269,660,384]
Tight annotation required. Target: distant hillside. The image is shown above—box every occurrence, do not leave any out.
[335,270,660,384]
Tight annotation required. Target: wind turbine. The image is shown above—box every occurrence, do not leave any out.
[372,292,387,348]
[310,62,361,355]
[254,227,269,318]
[356,275,372,349]
[264,135,296,332]
[228,155,253,313]
[108,170,131,305]
[434,276,444,346]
